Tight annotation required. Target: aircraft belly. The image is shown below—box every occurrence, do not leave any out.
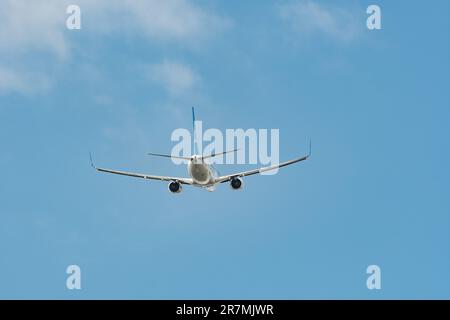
[190,164,210,184]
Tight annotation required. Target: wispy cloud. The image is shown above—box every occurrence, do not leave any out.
[81,0,231,44]
[0,1,67,95]
[0,1,68,58]
[0,66,52,95]
[147,60,200,97]
[0,0,229,96]
[278,0,361,43]
[121,0,230,43]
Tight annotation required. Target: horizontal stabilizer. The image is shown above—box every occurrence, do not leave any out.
[147,152,192,161]
[201,148,239,159]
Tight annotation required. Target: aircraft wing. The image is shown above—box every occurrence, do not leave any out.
[90,154,194,185]
[215,143,311,184]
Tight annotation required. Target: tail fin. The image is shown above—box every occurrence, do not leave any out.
[192,106,198,155]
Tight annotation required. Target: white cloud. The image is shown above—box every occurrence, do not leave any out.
[122,0,230,43]
[0,0,229,95]
[278,0,361,43]
[0,1,68,58]
[0,0,68,95]
[0,66,52,95]
[79,0,230,43]
[147,60,200,96]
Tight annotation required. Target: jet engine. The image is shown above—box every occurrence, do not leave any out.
[168,181,182,193]
[230,177,243,190]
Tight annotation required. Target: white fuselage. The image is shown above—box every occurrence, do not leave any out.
[188,155,216,186]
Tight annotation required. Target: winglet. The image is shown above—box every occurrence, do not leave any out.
[308,139,312,157]
[89,152,96,169]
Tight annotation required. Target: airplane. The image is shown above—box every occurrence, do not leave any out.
[89,108,311,193]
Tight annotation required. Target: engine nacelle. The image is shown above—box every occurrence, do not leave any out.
[168,181,182,193]
[230,177,243,190]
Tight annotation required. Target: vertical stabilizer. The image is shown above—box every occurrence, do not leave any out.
[192,107,198,155]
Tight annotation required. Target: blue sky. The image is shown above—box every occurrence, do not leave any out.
[0,0,449,299]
